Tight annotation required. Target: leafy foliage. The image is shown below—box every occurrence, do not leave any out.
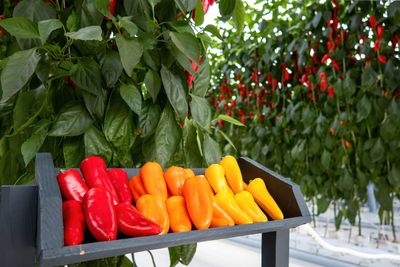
[0,0,243,265]
[209,0,400,230]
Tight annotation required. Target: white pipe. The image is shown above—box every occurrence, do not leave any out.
[300,223,400,261]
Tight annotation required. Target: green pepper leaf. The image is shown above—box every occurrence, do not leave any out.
[49,102,93,136]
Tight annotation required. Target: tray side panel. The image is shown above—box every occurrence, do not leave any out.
[0,185,38,267]
[36,153,63,252]
[237,157,304,219]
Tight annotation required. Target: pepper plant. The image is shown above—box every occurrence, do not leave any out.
[210,0,400,239]
[0,0,245,265]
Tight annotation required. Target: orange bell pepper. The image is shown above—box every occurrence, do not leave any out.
[128,175,147,202]
[215,192,253,225]
[234,191,268,222]
[246,178,284,220]
[166,196,192,232]
[184,168,195,178]
[164,166,187,196]
[219,155,244,194]
[140,162,168,200]
[182,175,213,230]
[136,194,170,234]
[210,201,235,228]
[205,164,234,196]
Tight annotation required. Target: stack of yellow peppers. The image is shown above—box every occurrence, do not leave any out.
[129,155,284,234]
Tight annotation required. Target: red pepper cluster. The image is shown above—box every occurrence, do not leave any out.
[211,0,399,127]
[57,156,162,246]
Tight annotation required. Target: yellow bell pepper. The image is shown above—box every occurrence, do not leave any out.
[219,155,244,194]
[205,164,234,196]
[234,191,268,223]
[246,178,284,220]
[210,201,235,228]
[215,192,252,225]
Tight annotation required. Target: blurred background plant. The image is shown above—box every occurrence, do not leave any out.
[209,0,400,239]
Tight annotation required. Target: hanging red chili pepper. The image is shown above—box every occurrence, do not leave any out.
[378,55,387,64]
[328,86,335,98]
[369,16,377,29]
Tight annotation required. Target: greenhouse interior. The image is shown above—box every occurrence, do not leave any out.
[0,0,399,266]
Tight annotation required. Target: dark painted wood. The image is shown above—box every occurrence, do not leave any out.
[0,185,38,267]
[35,153,311,267]
[35,153,63,252]
[261,230,289,267]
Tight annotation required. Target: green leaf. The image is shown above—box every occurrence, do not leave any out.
[194,0,205,26]
[203,134,221,165]
[337,169,353,196]
[142,104,181,167]
[170,45,196,74]
[192,58,210,97]
[160,65,188,119]
[388,165,400,187]
[356,95,371,122]
[148,0,162,9]
[361,65,377,91]
[13,85,46,131]
[100,50,123,88]
[214,114,245,126]
[80,0,104,27]
[217,128,237,151]
[169,31,201,62]
[380,117,397,143]
[119,17,139,37]
[182,118,203,167]
[343,73,356,99]
[71,58,102,95]
[204,24,222,40]
[375,183,392,211]
[21,125,48,166]
[316,197,330,215]
[0,17,40,39]
[104,91,136,153]
[312,12,322,28]
[116,34,143,77]
[82,89,107,121]
[233,0,245,34]
[13,0,56,22]
[65,26,102,41]
[120,83,142,115]
[49,102,93,136]
[335,210,343,230]
[219,0,236,16]
[1,48,41,103]
[93,0,111,16]
[63,137,85,168]
[169,244,197,267]
[84,125,113,164]
[38,19,63,44]
[321,149,331,171]
[139,102,161,138]
[67,11,79,32]
[190,94,211,129]
[144,69,161,102]
[370,138,385,163]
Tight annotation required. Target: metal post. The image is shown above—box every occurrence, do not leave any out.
[0,185,38,267]
[261,229,289,267]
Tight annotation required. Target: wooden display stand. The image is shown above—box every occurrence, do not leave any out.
[0,153,311,267]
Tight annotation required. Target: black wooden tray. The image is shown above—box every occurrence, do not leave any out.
[0,153,311,267]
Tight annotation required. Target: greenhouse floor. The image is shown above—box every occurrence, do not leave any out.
[133,200,400,267]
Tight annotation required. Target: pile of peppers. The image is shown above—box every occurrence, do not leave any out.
[57,155,283,246]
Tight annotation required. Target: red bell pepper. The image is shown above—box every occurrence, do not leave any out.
[63,200,85,246]
[80,156,119,205]
[116,202,163,237]
[57,169,88,202]
[108,168,132,203]
[83,188,117,241]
